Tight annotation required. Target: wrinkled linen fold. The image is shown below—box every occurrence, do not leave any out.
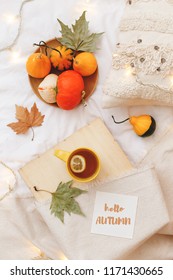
[139,124,173,235]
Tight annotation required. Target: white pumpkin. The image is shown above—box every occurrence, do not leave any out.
[38,74,58,103]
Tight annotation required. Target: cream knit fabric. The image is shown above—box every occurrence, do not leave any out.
[103,0,173,107]
[35,168,169,260]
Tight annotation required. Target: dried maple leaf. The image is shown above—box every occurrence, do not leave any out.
[7,103,45,140]
[34,181,87,223]
[57,11,104,52]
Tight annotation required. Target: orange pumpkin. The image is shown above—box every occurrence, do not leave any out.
[50,45,73,71]
[57,70,84,110]
[26,53,51,78]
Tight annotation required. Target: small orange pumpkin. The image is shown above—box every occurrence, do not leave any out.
[50,45,73,71]
[26,53,51,78]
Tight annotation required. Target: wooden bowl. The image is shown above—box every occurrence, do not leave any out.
[28,39,98,107]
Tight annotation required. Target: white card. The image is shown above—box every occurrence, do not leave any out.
[91,191,138,239]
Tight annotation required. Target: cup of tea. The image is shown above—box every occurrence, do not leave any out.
[54,147,100,183]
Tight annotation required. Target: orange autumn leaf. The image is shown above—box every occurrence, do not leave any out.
[7,121,30,134]
[15,105,30,124]
[28,103,45,126]
[7,103,45,140]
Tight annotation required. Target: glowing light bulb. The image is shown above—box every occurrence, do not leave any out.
[76,0,95,14]
[59,252,68,260]
[171,76,173,86]
[3,14,18,24]
[10,50,20,63]
[125,66,132,76]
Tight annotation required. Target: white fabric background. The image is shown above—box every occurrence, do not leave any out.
[1,0,173,259]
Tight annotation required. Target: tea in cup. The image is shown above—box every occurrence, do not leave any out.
[54,147,100,182]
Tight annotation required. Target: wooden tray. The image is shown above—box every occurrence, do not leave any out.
[20,118,133,202]
[28,39,98,107]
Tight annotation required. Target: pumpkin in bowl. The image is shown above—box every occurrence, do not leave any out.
[56,70,85,110]
[38,74,58,103]
[50,45,73,71]
[73,52,98,76]
[26,53,51,78]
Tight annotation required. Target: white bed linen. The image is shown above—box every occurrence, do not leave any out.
[1,0,173,259]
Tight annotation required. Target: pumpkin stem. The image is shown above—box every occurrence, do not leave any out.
[81,90,87,107]
[33,41,62,57]
[33,186,52,195]
[112,115,130,124]
[31,127,35,141]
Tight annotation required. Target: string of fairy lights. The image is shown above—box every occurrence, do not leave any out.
[0,0,90,180]
[0,0,94,259]
[0,6,45,260]
[0,1,34,200]
[0,0,34,62]
[0,0,92,62]
[0,161,16,201]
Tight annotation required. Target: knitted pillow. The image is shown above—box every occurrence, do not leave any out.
[103,0,173,107]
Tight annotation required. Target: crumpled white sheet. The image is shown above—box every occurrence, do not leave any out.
[0,162,16,200]
[139,124,173,235]
[1,0,173,259]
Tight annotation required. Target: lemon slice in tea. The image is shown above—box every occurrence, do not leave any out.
[70,155,86,173]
